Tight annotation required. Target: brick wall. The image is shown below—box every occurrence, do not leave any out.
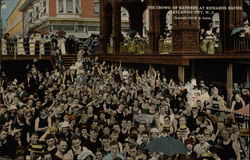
[49,0,57,17]
[81,0,99,18]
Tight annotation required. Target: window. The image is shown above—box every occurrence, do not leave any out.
[88,26,99,31]
[43,0,46,14]
[36,7,39,19]
[58,0,64,13]
[53,25,74,31]
[28,11,33,23]
[76,0,81,13]
[67,0,73,13]
[94,1,100,14]
[78,26,86,31]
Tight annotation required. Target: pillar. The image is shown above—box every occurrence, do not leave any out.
[98,0,107,55]
[178,66,185,83]
[73,0,76,13]
[63,0,67,13]
[171,0,200,54]
[226,63,233,102]
[112,0,121,54]
[148,0,160,54]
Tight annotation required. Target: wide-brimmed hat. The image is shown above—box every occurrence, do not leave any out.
[178,124,188,131]
[198,152,215,160]
[150,128,159,134]
[28,145,44,153]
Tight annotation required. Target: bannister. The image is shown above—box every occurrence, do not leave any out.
[232,37,250,53]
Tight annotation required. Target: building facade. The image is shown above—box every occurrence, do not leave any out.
[4,0,26,37]
[18,0,101,38]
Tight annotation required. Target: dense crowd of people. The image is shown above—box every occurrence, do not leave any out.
[1,33,99,56]
[0,57,249,160]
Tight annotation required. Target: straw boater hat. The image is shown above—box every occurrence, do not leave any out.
[28,145,44,154]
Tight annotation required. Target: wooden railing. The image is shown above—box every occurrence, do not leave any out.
[232,37,250,53]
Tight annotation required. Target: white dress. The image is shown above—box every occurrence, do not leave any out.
[57,38,66,55]
[40,37,45,55]
[17,37,25,55]
[29,36,35,55]
[1,38,7,55]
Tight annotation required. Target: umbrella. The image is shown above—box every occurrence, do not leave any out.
[56,30,66,36]
[126,30,137,35]
[243,81,250,89]
[144,137,188,156]
[234,104,250,116]
[38,29,50,35]
[231,27,245,35]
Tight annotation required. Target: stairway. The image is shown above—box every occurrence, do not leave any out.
[61,54,77,68]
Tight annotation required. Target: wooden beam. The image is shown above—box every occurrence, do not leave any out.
[226,63,233,102]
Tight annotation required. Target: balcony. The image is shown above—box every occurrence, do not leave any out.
[231,37,250,53]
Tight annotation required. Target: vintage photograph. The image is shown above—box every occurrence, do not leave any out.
[0,0,249,160]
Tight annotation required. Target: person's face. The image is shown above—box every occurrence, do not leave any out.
[64,114,69,121]
[151,132,158,139]
[179,117,186,125]
[101,138,109,147]
[121,120,127,128]
[14,97,20,103]
[160,107,166,114]
[103,127,110,135]
[90,130,98,139]
[43,154,52,160]
[111,132,119,140]
[221,130,230,140]
[214,88,218,95]
[81,128,88,136]
[58,141,68,153]
[142,134,149,143]
[126,120,132,129]
[72,139,81,149]
[235,94,240,101]
[100,113,105,120]
[36,101,42,107]
[204,131,211,140]
[110,144,118,155]
[40,109,47,117]
[28,100,33,106]
[197,134,206,144]
[186,144,193,151]
[164,117,170,124]
[196,101,202,107]
[31,134,38,144]
[95,151,103,160]
[62,127,69,134]
[130,148,137,157]
[113,125,120,132]
[46,138,55,147]
[87,107,93,114]
[133,100,139,107]
[138,125,145,134]
[67,97,73,103]
[14,131,21,139]
[0,131,8,141]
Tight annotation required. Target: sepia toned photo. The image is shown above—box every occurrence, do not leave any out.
[0,0,249,160]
